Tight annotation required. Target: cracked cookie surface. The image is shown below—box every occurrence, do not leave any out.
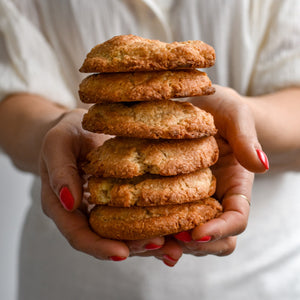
[82,136,219,178]
[88,168,216,207]
[79,34,216,73]
[82,100,217,139]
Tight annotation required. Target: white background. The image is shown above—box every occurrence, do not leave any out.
[0,153,32,300]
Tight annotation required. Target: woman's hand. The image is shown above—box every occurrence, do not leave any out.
[172,137,253,257]
[130,140,254,266]
[169,85,269,259]
[39,108,182,262]
[192,85,269,173]
[124,85,269,266]
[40,109,127,260]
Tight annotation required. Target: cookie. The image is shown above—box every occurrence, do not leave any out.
[79,34,216,73]
[89,198,222,240]
[88,168,216,207]
[82,100,217,139]
[82,136,219,178]
[78,70,215,103]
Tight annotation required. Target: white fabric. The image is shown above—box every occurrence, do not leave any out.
[1,0,300,299]
[0,0,75,107]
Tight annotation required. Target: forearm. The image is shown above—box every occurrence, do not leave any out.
[0,93,69,174]
[245,87,300,154]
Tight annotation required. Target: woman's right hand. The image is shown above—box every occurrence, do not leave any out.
[39,108,183,263]
[39,108,130,260]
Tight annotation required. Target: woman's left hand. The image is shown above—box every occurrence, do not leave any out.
[173,136,253,257]
[149,85,269,264]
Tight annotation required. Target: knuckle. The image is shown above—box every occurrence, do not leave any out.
[221,247,235,256]
[223,86,236,96]
[49,167,67,192]
[185,243,197,252]
[214,228,224,240]
[183,245,207,256]
[49,164,78,195]
[42,127,60,152]
[194,252,208,257]
[217,237,237,256]
[127,241,144,254]
[236,214,248,235]
[185,242,209,255]
[238,221,248,234]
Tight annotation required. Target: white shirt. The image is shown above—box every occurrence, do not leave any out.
[1,0,300,299]
[1,0,300,104]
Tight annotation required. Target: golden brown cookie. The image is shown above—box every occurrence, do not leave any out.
[82,136,219,178]
[88,168,216,207]
[79,35,216,73]
[78,70,215,103]
[89,198,222,240]
[82,100,217,139]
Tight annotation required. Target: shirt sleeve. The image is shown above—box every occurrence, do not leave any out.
[0,0,75,107]
[249,0,300,96]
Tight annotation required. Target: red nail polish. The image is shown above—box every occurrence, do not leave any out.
[174,231,192,242]
[163,255,177,267]
[59,187,74,211]
[163,260,175,267]
[256,149,269,170]
[109,256,127,261]
[163,255,177,263]
[196,235,212,242]
[145,243,162,250]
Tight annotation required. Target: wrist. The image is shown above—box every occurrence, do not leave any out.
[0,93,71,174]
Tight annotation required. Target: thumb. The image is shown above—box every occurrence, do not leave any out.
[223,106,269,173]
[40,128,83,212]
[191,85,269,173]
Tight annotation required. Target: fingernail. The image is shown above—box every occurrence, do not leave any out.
[174,231,192,242]
[59,186,74,211]
[256,149,269,170]
[109,256,127,262]
[196,235,212,242]
[163,261,175,267]
[163,255,177,267]
[144,243,163,250]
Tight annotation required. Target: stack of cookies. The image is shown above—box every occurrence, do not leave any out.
[79,35,222,240]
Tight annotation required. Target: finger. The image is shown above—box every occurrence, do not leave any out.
[182,236,237,257]
[191,193,251,242]
[40,165,129,260]
[134,237,183,267]
[127,236,165,254]
[222,104,269,173]
[41,126,83,211]
[192,86,269,173]
[157,237,183,267]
